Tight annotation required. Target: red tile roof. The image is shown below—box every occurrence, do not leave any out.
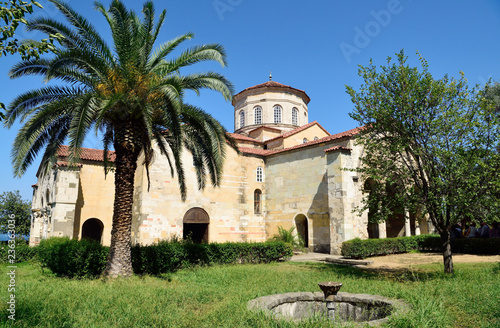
[233,81,311,105]
[53,161,83,168]
[324,146,351,153]
[227,133,264,144]
[248,125,282,134]
[238,147,270,156]
[238,126,362,157]
[264,121,330,143]
[58,145,116,162]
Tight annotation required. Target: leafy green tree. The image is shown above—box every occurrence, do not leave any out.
[0,0,59,60]
[4,0,235,278]
[0,0,62,113]
[346,50,500,274]
[484,81,500,114]
[0,190,31,236]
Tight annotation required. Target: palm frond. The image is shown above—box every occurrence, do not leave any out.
[9,58,52,79]
[49,0,114,66]
[5,86,82,127]
[181,71,234,101]
[11,103,72,176]
[27,17,85,49]
[67,93,97,164]
[166,44,228,73]
[148,32,193,69]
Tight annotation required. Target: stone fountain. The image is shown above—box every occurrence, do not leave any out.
[318,282,342,321]
[247,281,410,326]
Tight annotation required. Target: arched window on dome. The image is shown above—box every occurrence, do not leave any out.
[292,107,298,126]
[254,106,262,125]
[239,110,245,128]
[256,166,263,182]
[273,105,282,123]
[303,138,308,144]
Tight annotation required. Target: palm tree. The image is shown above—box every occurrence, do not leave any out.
[4,0,235,278]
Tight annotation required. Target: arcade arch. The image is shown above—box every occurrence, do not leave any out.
[81,218,104,243]
[183,207,210,243]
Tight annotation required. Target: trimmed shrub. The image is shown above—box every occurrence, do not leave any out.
[341,235,500,259]
[34,237,292,277]
[131,240,292,275]
[37,237,108,278]
[0,238,37,263]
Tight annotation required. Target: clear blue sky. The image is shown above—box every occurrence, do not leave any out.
[1,0,500,202]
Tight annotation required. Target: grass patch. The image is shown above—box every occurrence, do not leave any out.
[0,260,498,327]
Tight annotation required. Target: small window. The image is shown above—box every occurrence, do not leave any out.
[303,138,308,144]
[239,110,245,128]
[314,136,318,140]
[254,189,262,214]
[254,106,262,125]
[292,107,298,125]
[256,166,263,182]
[273,105,282,123]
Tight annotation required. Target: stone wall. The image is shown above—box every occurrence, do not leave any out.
[265,144,331,252]
[132,145,267,245]
[30,167,81,245]
[74,161,115,245]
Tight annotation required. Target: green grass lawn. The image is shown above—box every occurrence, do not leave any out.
[0,260,499,327]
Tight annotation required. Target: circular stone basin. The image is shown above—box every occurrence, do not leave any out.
[247,292,409,326]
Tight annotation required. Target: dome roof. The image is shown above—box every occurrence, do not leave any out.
[232,81,310,105]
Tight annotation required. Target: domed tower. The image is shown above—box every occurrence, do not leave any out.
[232,80,310,135]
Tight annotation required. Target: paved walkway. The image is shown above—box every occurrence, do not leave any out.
[290,252,373,266]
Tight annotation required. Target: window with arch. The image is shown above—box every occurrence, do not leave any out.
[254,106,262,124]
[254,189,262,214]
[292,107,298,125]
[303,138,308,143]
[256,166,263,182]
[239,110,245,128]
[314,136,318,140]
[273,105,282,123]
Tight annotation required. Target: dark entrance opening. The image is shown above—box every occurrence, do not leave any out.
[183,208,209,243]
[365,179,380,239]
[81,218,104,243]
[367,222,379,239]
[295,214,308,247]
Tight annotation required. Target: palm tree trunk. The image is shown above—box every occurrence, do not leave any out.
[104,121,141,278]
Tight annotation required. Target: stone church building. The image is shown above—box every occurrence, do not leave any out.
[29,80,432,254]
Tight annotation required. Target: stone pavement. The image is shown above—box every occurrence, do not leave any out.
[290,252,373,266]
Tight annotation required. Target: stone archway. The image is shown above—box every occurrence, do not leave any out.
[81,218,104,243]
[183,208,209,243]
[294,214,308,247]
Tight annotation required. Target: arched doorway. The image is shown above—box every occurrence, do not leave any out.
[81,218,104,243]
[364,179,379,239]
[183,208,209,243]
[294,214,308,247]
